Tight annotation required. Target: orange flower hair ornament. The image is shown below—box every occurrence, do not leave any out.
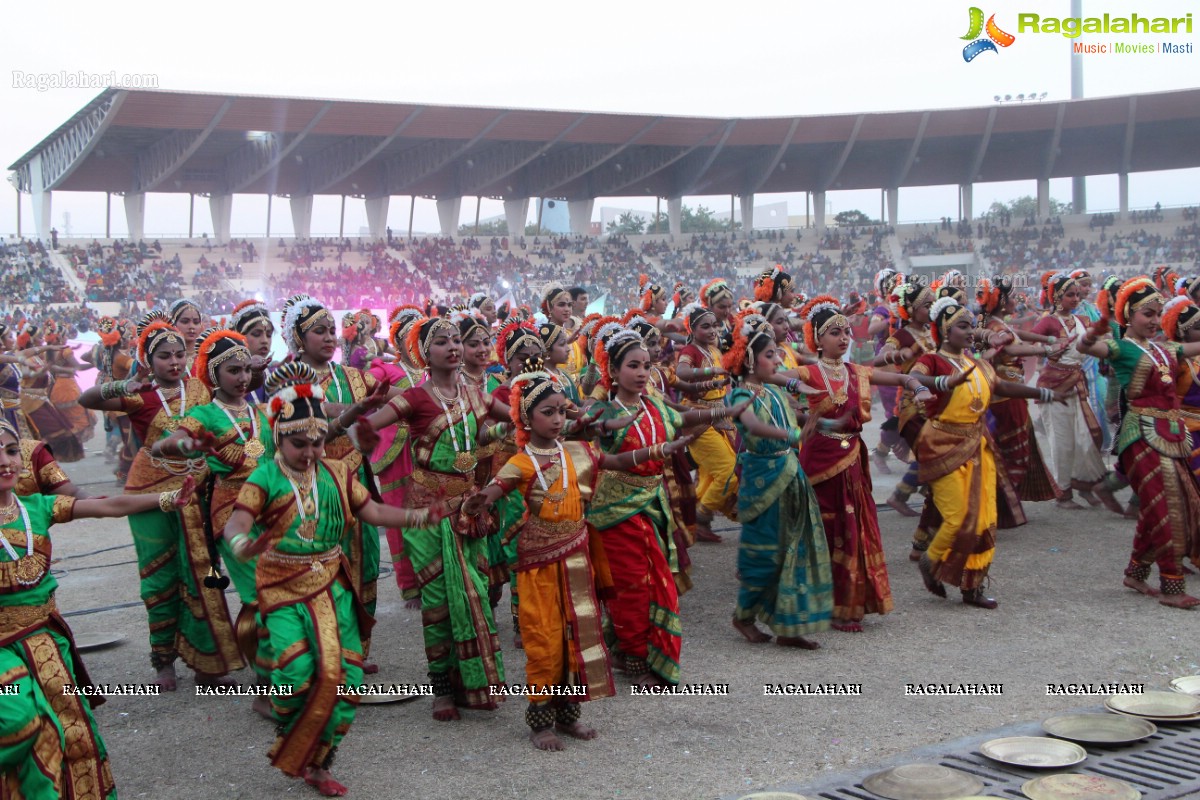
[1161,296,1200,342]
[753,266,783,303]
[496,319,541,367]
[798,295,842,353]
[722,309,771,375]
[596,328,644,391]
[1114,276,1161,328]
[638,274,666,312]
[137,321,186,366]
[194,329,250,388]
[508,356,563,448]
[700,278,733,308]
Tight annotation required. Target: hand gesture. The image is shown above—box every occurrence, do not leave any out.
[249,354,270,371]
[426,498,452,525]
[1089,315,1110,339]
[989,330,1015,349]
[174,476,197,508]
[461,491,489,517]
[126,362,152,394]
[662,433,695,456]
[896,348,914,363]
[944,363,977,390]
[183,430,221,458]
[579,364,601,396]
[606,409,642,431]
[349,419,380,454]
[726,397,753,419]
[360,380,391,413]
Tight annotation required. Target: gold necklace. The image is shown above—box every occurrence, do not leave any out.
[427,381,460,405]
[0,501,17,525]
[817,358,849,405]
[526,442,559,456]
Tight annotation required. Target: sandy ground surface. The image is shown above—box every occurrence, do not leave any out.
[46,410,1200,800]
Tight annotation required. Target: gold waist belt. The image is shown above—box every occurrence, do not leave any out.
[524,517,585,537]
[611,471,662,489]
[263,546,341,564]
[411,468,473,496]
[0,596,56,637]
[930,419,983,436]
[1129,406,1189,421]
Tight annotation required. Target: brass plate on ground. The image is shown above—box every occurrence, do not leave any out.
[356,692,423,705]
[1042,712,1156,744]
[979,736,1086,768]
[1104,690,1200,717]
[1021,774,1139,800]
[1169,675,1200,696]
[737,793,809,800]
[73,633,126,652]
[862,764,984,800]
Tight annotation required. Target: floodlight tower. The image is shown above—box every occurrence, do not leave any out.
[1071,0,1086,213]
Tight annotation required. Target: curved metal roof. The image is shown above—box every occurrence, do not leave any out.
[10,86,1200,200]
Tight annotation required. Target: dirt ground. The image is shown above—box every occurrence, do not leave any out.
[47,413,1199,800]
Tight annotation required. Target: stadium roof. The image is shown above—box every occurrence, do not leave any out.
[10,86,1200,201]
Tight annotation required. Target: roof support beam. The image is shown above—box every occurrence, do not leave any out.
[1041,104,1066,179]
[748,117,801,194]
[821,114,864,191]
[134,98,233,193]
[1121,96,1138,174]
[893,111,930,186]
[15,89,128,193]
[964,107,996,183]
[459,114,589,195]
[523,117,662,197]
[380,111,511,196]
[590,143,706,197]
[304,108,424,194]
[223,102,333,193]
[676,120,737,195]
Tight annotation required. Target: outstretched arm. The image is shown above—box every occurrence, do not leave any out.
[73,476,196,518]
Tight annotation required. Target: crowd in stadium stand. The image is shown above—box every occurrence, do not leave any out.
[0,239,80,307]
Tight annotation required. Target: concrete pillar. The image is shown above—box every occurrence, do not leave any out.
[124,193,146,242]
[290,195,313,241]
[1072,176,1086,215]
[1037,179,1050,221]
[568,198,594,236]
[503,198,529,238]
[1118,173,1129,222]
[209,194,233,244]
[813,191,826,230]
[28,154,53,243]
[961,184,974,222]
[435,196,460,237]
[886,188,899,227]
[740,194,754,232]
[366,196,391,240]
[667,197,682,238]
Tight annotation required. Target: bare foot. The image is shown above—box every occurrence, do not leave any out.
[304,766,348,797]
[1093,485,1125,515]
[776,636,821,650]
[733,618,772,643]
[556,720,598,740]
[1158,593,1200,609]
[908,549,922,562]
[432,695,460,721]
[831,620,864,633]
[530,727,565,751]
[871,451,892,475]
[694,525,723,543]
[1123,576,1161,597]
[1077,488,1102,507]
[194,671,237,688]
[155,665,177,692]
[404,597,421,610]
[1123,505,1139,520]
[633,672,665,688]
[887,495,919,517]
[362,661,379,675]
[252,694,274,720]
[1056,499,1086,510]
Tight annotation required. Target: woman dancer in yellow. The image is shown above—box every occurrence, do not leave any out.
[915,298,1067,608]
[674,301,736,542]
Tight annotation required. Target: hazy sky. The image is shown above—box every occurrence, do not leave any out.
[3,0,1197,238]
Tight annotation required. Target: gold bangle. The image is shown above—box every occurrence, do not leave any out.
[158,490,180,513]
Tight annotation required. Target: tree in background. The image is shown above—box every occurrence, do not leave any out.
[988,196,1071,218]
[606,211,647,235]
[833,209,875,226]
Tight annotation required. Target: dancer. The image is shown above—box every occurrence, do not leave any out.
[17,326,85,463]
[152,329,276,713]
[1163,296,1200,478]
[224,363,445,796]
[977,277,1065,503]
[868,269,905,473]
[674,301,737,542]
[43,319,96,448]
[168,298,205,374]
[1076,277,1200,607]
[0,418,197,800]
[588,324,746,685]
[1031,271,1112,509]
[543,286,586,377]
[723,312,832,648]
[914,298,1067,609]
[364,315,513,720]
[464,360,691,750]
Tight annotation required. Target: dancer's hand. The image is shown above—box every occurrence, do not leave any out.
[348,420,380,453]
[461,491,489,517]
[662,434,695,456]
[944,363,977,389]
[174,476,197,508]
[361,380,391,412]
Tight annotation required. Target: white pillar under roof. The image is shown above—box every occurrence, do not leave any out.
[435,196,460,237]
[123,193,146,242]
[290,195,314,241]
[209,194,233,244]
[667,197,682,238]
[740,194,754,232]
[28,154,52,243]
[567,199,594,235]
[1118,173,1129,221]
[503,198,529,238]
[366,196,390,240]
[813,191,826,230]
[960,184,974,222]
[1037,178,1050,221]
[886,188,899,227]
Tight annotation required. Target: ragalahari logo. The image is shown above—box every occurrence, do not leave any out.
[962,7,1016,61]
